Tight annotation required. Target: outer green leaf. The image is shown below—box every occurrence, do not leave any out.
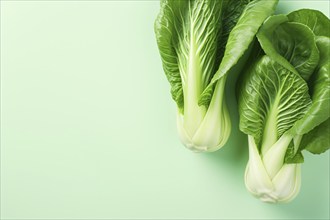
[238,56,311,151]
[217,0,251,62]
[257,16,320,81]
[289,36,330,135]
[301,118,330,154]
[288,9,330,37]
[199,0,279,106]
[272,22,319,80]
[154,0,189,109]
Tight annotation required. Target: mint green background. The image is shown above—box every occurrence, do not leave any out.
[1,1,329,219]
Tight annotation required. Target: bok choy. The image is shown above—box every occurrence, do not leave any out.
[155,0,278,152]
[237,9,330,203]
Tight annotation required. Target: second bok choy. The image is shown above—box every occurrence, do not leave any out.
[154,0,278,152]
[237,9,330,203]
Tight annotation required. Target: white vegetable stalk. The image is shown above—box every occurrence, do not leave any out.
[245,135,301,203]
[177,75,231,152]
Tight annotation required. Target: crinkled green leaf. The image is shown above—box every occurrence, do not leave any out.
[272,22,319,80]
[256,15,296,73]
[199,0,279,106]
[217,0,251,62]
[288,9,330,37]
[238,56,311,150]
[154,0,189,110]
[289,36,330,135]
[198,0,252,107]
[257,16,320,81]
[155,0,231,111]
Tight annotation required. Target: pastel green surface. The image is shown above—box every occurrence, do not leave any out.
[0,1,329,219]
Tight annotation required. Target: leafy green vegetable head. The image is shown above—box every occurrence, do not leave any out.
[155,0,278,152]
[238,9,330,203]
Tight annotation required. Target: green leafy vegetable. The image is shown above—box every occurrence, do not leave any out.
[155,0,278,152]
[287,9,330,37]
[237,9,330,203]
